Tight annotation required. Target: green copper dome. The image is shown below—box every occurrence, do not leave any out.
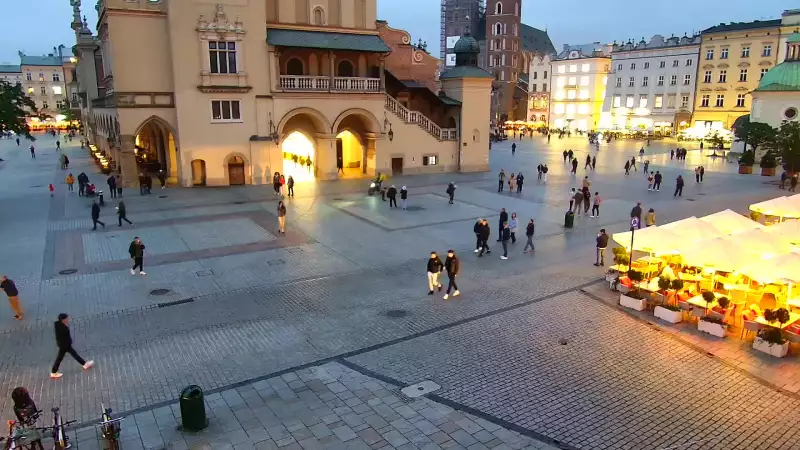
[453,35,480,54]
[788,33,800,44]
[756,62,800,92]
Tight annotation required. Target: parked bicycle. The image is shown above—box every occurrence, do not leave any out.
[96,405,123,450]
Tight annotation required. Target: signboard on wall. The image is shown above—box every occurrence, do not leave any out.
[446,36,460,49]
[446,54,456,67]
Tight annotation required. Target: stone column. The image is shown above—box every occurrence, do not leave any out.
[379,56,386,90]
[328,51,335,90]
[272,50,281,91]
[118,134,139,188]
[364,132,377,176]
[315,133,337,180]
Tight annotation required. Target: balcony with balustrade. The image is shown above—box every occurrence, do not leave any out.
[272,48,385,94]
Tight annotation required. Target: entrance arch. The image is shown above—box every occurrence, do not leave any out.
[279,108,330,181]
[134,116,179,182]
[227,155,246,185]
[191,159,206,186]
[332,109,381,176]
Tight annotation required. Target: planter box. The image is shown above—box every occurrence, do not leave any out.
[761,167,776,176]
[654,306,682,324]
[698,319,727,338]
[738,165,753,174]
[753,337,789,358]
[620,293,646,311]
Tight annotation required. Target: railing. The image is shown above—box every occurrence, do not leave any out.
[384,95,457,142]
[279,75,381,93]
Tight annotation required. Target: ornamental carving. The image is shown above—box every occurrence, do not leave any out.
[197,4,245,35]
[413,50,424,63]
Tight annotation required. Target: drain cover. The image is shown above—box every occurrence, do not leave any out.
[234,201,245,204]
[386,309,408,318]
[58,269,78,275]
[158,195,168,198]
[401,381,441,398]
[268,259,285,266]
[150,288,171,296]
[405,206,425,212]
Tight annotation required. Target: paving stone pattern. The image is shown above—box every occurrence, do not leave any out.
[349,291,800,450]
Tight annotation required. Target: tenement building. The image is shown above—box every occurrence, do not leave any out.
[71,0,490,187]
[549,43,612,132]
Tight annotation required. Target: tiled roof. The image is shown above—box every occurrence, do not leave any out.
[438,95,461,106]
[0,64,21,73]
[267,29,390,52]
[701,19,781,34]
[521,24,555,55]
[399,79,426,89]
[439,65,494,79]
[20,55,64,66]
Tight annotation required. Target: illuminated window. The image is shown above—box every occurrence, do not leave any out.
[554,103,565,114]
[579,89,589,99]
[654,95,663,108]
[557,77,565,87]
[422,155,438,166]
[568,76,577,85]
[666,95,676,108]
[602,76,607,86]
[581,63,590,72]
[579,76,589,86]
[209,41,237,74]
[578,104,589,114]
[567,89,576,99]
[27,87,33,94]
[558,65,566,74]
[700,94,710,107]
[554,90,565,100]
[569,65,577,73]
[211,100,242,122]
[613,95,621,107]
[565,104,576,114]
[736,94,746,108]
[52,86,62,95]
[639,95,647,108]
[38,73,44,82]
[625,95,634,108]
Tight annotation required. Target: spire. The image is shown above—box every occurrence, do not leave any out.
[70,0,83,32]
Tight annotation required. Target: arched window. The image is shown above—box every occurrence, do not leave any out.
[494,23,502,36]
[540,114,547,122]
[513,24,517,36]
[337,60,354,77]
[313,7,325,25]
[515,2,519,15]
[495,2,502,14]
[286,58,304,75]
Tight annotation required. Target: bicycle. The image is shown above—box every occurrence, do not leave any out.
[95,405,123,450]
[3,420,44,450]
[45,408,75,450]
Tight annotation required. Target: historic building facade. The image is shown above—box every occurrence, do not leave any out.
[485,0,522,123]
[526,53,551,126]
[549,43,612,132]
[71,0,490,187]
[750,33,800,129]
[600,34,700,135]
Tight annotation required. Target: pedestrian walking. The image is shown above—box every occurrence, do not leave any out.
[400,186,408,209]
[473,218,483,253]
[477,219,491,257]
[523,219,535,253]
[50,313,94,379]
[116,173,123,197]
[15,137,19,146]
[277,200,287,234]
[670,149,675,160]
[791,174,798,192]
[583,189,591,215]
[571,158,578,174]
[674,174,685,197]
[287,175,295,197]
[592,156,597,170]
[426,251,444,295]
[337,156,344,174]
[594,228,609,266]
[585,155,591,170]
[443,250,460,299]
[117,201,132,226]
[500,222,511,260]
[49,184,55,197]
[63,154,69,169]
[630,157,637,171]
[568,149,574,161]
[91,200,105,230]
[279,174,285,196]
[645,208,656,227]
[129,236,146,275]
[66,173,74,192]
[573,189,584,216]
[562,150,568,162]
[508,174,516,193]
[542,164,548,182]
[624,160,630,175]
[56,140,60,151]
[1,276,23,320]
[699,166,705,183]
[780,171,788,189]
[157,170,166,189]
[272,172,281,195]
[498,169,506,192]
[537,164,542,180]
[446,182,456,204]
[643,160,649,174]
[591,192,601,218]
[107,174,117,199]
[516,172,524,193]
[631,202,643,229]
[29,145,35,158]
[647,172,654,191]
[509,213,518,244]
[695,167,700,183]
[59,153,66,170]
[497,208,508,242]
[653,171,662,191]
[387,185,398,208]
[511,142,516,156]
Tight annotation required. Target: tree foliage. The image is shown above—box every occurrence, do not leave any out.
[58,103,78,122]
[734,116,777,152]
[0,79,38,140]
[775,120,800,172]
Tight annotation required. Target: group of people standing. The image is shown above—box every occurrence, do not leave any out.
[670,148,690,160]
[497,169,524,194]
[472,209,536,260]
[568,177,602,218]
[272,172,295,197]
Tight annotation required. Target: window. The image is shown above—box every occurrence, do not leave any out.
[38,73,44,82]
[337,60,355,77]
[704,71,712,83]
[672,60,679,67]
[542,83,547,91]
[639,95,648,108]
[718,70,727,83]
[701,94,710,107]
[494,23,502,36]
[666,95,676,108]
[761,68,769,79]
[681,95,689,108]
[686,59,693,67]
[40,86,46,95]
[670,75,677,86]
[763,45,772,57]
[579,89,589,99]
[625,95,634,108]
[613,95,621,107]
[565,104,575,114]
[567,76,577,85]
[554,104,565,114]
[533,72,538,80]
[52,86,62,95]
[683,74,691,85]
[422,155,438,166]
[72,92,78,101]
[706,49,714,60]
[26,73,31,81]
[739,69,748,82]
[211,100,242,122]
[556,77,565,87]
[615,77,622,87]
[736,94,746,107]
[642,76,648,87]
[209,41,237,74]
[543,71,548,79]
[495,2,502,14]
[720,48,729,59]
[581,64,590,72]
[657,75,664,86]
[531,83,537,92]
[628,77,635,87]
[742,46,750,58]
[312,7,325,25]
[659,61,666,68]
[567,89,576,99]
[569,65,578,73]
[617,64,623,71]
[715,94,724,107]
[27,87,33,94]
[578,104,590,114]
[630,63,636,70]
[42,101,48,109]
[515,2,519,15]
[785,107,798,120]
[580,76,589,86]
[644,62,650,69]
[52,73,60,82]
[654,95,663,108]
[56,100,63,109]
[513,24,518,36]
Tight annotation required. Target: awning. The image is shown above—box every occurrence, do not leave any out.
[267,29,390,52]
[661,217,723,242]
[750,197,800,219]
[699,209,763,235]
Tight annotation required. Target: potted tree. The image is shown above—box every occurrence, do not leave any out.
[654,276,682,323]
[775,120,800,177]
[734,117,776,166]
[753,308,791,357]
[619,270,647,311]
[607,247,630,287]
[698,291,726,337]
[760,151,778,177]
[738,150,755,174]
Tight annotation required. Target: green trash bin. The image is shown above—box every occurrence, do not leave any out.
[564,211,575,228]
[179,385,208,431]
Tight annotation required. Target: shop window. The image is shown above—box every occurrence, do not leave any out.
[422,155,438,166]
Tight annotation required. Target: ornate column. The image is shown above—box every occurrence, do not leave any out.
[118,134,138,188]
[364,132,377,176]
[272,50,281,91]
[379,56,386,90]
[329,51,335,90]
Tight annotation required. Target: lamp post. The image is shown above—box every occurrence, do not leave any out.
[629,217,639,275]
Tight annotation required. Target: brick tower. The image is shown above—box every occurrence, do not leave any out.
[485,0,522,123]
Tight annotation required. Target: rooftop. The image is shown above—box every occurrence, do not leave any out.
[20,55,64,67]
[755,61,800,92]
[701,19,781,34]
[0,64,21,73]
[266,29,390,53]
[520,24,555,55]
[439,65,494,80]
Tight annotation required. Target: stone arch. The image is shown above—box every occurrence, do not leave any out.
[331,108,382,135]
[333,109,381,175]
[286,57,305,75]
[278,107,331,138]
[134,115,180,183]
[223,152,250,185]
[337,59,355,77]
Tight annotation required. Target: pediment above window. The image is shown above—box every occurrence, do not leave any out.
[197,4,245,36]
[759,60,773,67]
[738,62,751,68]
[714,87,727,92]
[735,86,750,92]
[702,64,714,70]
[717,63,729,69]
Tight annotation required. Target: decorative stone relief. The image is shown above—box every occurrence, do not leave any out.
[197,4,245,35]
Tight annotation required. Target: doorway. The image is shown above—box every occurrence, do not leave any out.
[228,156,245,185]
[336,139,344,170]
[391,157,403,175]
[191,159,206,186]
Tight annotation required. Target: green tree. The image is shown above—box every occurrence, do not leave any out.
[0,79,38,140]
[775,120,800,172]
[734,116,777,153]
[58,103,77,122]
[707,131,726,150]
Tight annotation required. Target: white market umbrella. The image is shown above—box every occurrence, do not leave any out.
[661,217,724,242]
[700,209,764,235]
[750,197,800,219]
[738,252,800,284]
[720,229,794,259]
[765,219,800,245]
[612,226,684,255]
[678,238,759,272]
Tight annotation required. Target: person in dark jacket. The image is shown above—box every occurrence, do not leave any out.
[630,202,642,229]
[400,186,408,209]
[478,219,491,257]
[515,173,524,193]
[78,172,88,196]
[157,170,167,189]
[442,250,460,299]
[117,201,132,227]
[594,229,609,266]
[674,175,685,197]
[91,200,105,230]
[473,219,483,252]
[497,208,508,241]
[273,172,281,195]
[139,173,147,195]
[523,219,535,253]
[129,237,146,275]
[571,157,578,174]
[387,185,398,208]
[426,251,444,295]
[1,276,23,320]
[107,174,117,199]
[446,182,456,204]
[699,166,705,183]
[653,171,663,191]
[500,222,511,260]
[51,313,94,378]
[287,175,295,197]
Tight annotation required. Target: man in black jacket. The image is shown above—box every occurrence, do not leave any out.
[443,250,460,299]
[515,173,524,193]
[426,251,443,295]
[653,171,662,192]
[473,219,483,253]
[594,229,609,266]
[497,208,508,241]
[630,202,642,229]
[387,185,398,208]
[1,276,23,320]
[478,220,491,257]
[51,313,94,378]
[129,237,146,275]
[91,200,105,231]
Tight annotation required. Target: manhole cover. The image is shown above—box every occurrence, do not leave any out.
[30,184,43,188]
[406,206,425,212]
[332,197,344,201]
[386,309,408,318]
[401,381,441,398]
[158,195,168,198]
[233,201,245,204]
[58,269,78,275]
[150,289,171,296]
[268,259,285,266]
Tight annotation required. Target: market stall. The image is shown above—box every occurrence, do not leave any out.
[750,196,800,221]
[700,209,764,235]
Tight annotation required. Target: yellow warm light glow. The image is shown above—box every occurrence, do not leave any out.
[281,131,315,182]
[69,57,77,63]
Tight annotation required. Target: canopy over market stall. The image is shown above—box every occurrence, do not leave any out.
[720,229,795,258]
[612,227,683,254]
[749,197,800,220]
[700,209,764,235]
[765,219,800,244]
[678,238,761,272]
[739,252,800,284]
[660,217,723,242]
